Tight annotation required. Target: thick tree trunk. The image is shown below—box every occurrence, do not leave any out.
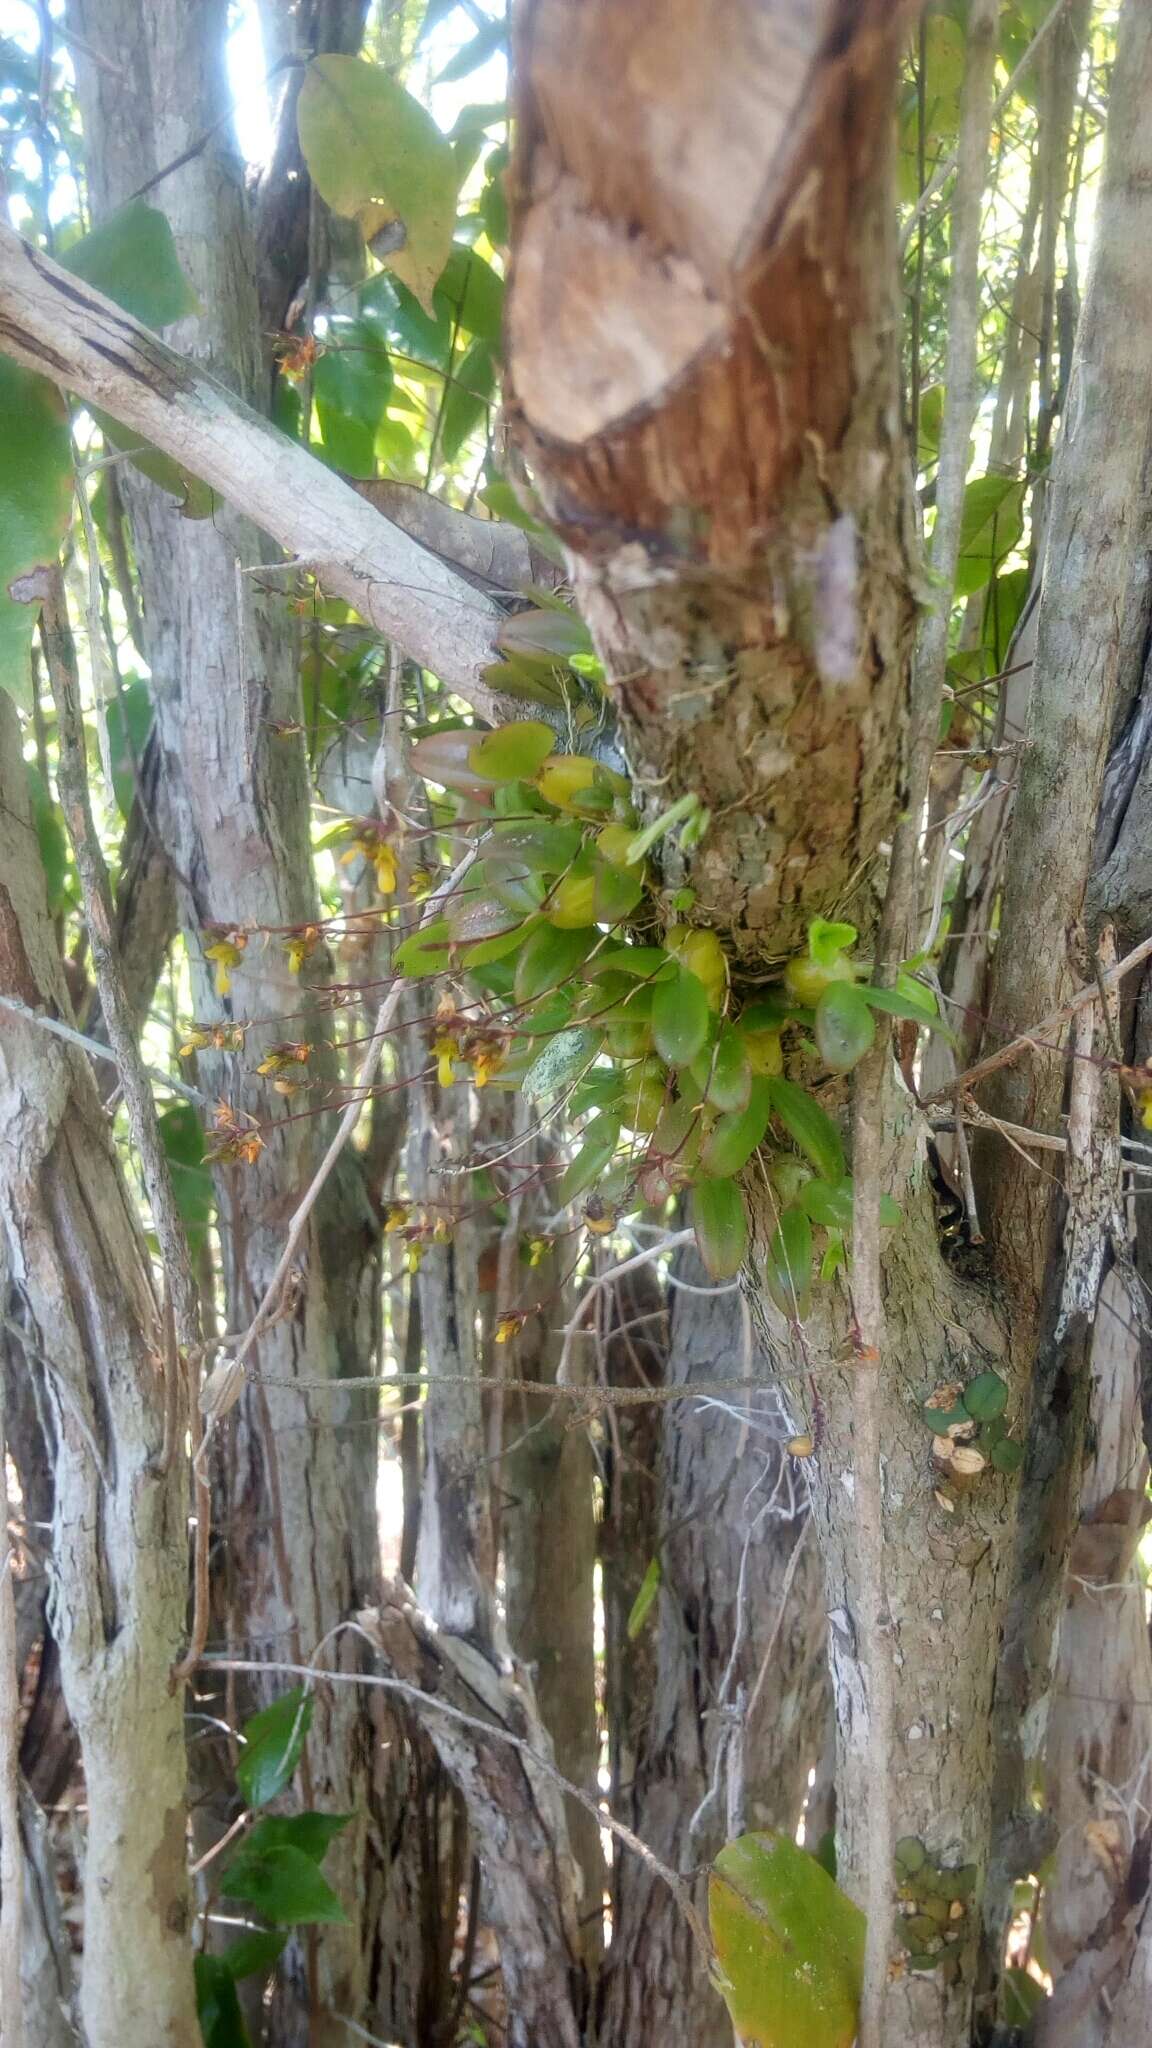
[0,691,198,2045]
[599,1253,828,2048]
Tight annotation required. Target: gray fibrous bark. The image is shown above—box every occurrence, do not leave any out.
[599,1253,828,2048]
[0,689,199,2045]
[66,3,388,2033]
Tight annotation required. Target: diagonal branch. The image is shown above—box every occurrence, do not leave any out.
[0,222,511,718]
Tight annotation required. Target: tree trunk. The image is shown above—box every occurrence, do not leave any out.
[599,1252,828,2048]
[68,6,388,2035]
[0,689,198,2044]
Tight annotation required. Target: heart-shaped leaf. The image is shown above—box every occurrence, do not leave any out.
[237,1688,313,1808]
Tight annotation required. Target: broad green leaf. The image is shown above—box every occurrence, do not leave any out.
[586,946,675,982]
[652,965,710,1067]
[298,56,459,312]
[244,1812,351,1865]
[513,923,595,1003]
[237,1687,313,1808]
[765,1208,814,1321]
[410,727,490,792]
[592,858,644,926]
[195,1954,251,2048]
[798,1177,855,1233]
[859,982,943,1029]
[61,198,199,327]
[442,889,522,947]
[468,720,556,783]
[90,408,215,517]
[766,1079,845,1184]
[219,1928,287,1982]
[917,383,944,470]
[693,1177,749,1281]
[815,982,875,1072]
[393,919,452,978]
[558,1112,621,1207]
[692,1023,753,1112]
[490,819,582,871]
[480,140,510,246]
[984,564,1031,663]
[158,1104,215,1260]
[962,1372,1009,1422]
[991,1437,1024,1475]
[522,1027,602,1104]
[440,335,496,460]
[480,853,548,917]
[954,475,1025,598]
[497,607,593,662]
[438,242,505,344]
[709,1830,864,2048]
[313,322,393,477]
[700,1079,773,1178]
[0,360,73,705]
[626,1557,662,1639]
[220,1842,348,1925]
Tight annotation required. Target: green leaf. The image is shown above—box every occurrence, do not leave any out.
[917,384,944,470]
[587,946,675,982]
[480,141,510,246]
[105,674,153,819]
[815,982,875,1073]
[692,1178,749,1281]
[219,1928,287,1983]
[298,56,459,312]
[91,408,215,517]
[962,1372,1009,1423]
[25,763,69,915]
[62,199,199,327]
[798,1177,854,1233]
[990,1437,1024,1475]
[808,918,857,968]
[557,1112,621,1207]
[313,322,393,477]
[468,720,556,783]
[393,919,452,978]
[859,983,949,1034]
[220,1843,348,1925]
[195,1954,251,2048]
[438,242,505,346]
[513,923,594,1003]
[765,1208,814,1320]
[522,1027,602,1105]
[954,475,1025,598]
[0,361,73,705]
[237,1688,313,1809]
[440,335,496,460]
[709,1830,864,2048]
[497,607,594,662]
[692,1023,753,1112]
[699,1079,773,1178]
[244,1812,351,1865]
[653,965,710,1067]
[766,1080,845,1184]
[158,1104,214,1260]
[626,1556,662,1639]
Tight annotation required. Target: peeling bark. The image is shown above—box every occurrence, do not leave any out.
[508,0,917,954]
[0,691,198,2045]
[600,1255,828,2048]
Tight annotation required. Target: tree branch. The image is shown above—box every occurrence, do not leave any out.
[0,223,511,719]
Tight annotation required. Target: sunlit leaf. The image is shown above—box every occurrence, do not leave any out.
[626,1556,662,1638]
[954,475,1025,598]
[468,719,556,782]
[709,1831,864,2048]
[313,321,393,477]
[237,1688,313,1808]
[0,360,73,705]
[298,56,459,312]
